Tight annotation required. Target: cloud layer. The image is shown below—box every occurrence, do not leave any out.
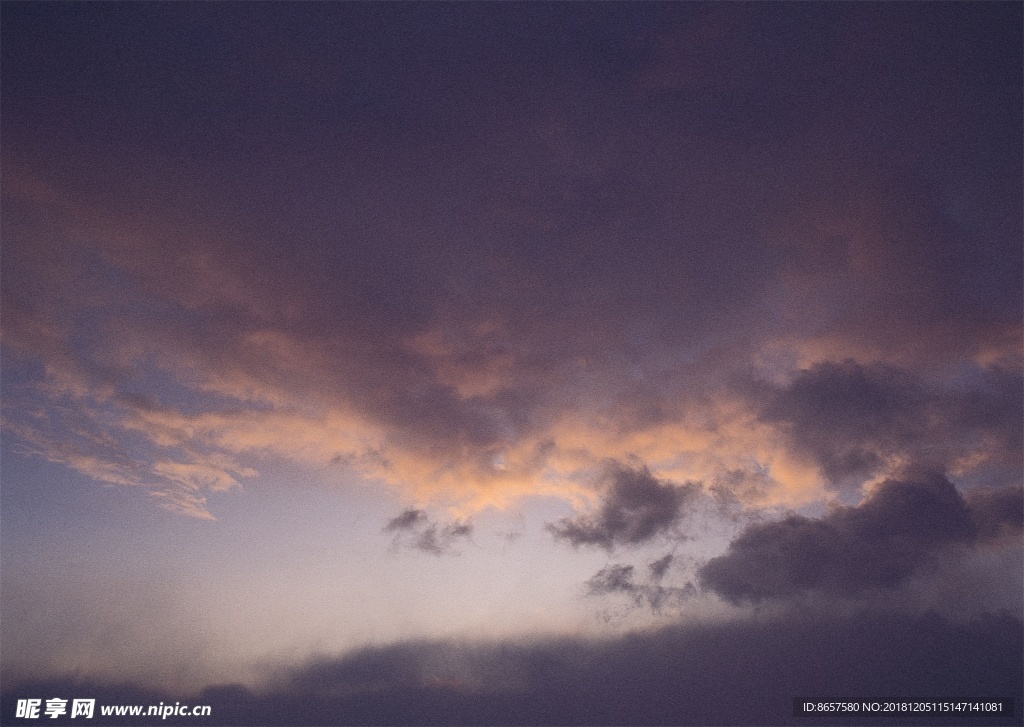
[758,361,1023,489]
[1,6,1021,721]
[4,609,1021,725]
[3,3,1020,520]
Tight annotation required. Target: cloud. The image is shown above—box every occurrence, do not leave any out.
[383,509,473,556]
[384,509,429,532]
[585,557,695,612]
[1,418,144,490]
[1,2,1020,524]
[966,486,1024,544]
[648,552,673,579]
[1,6,1020,722]
[0,393,255,520]
[698,471,1022,604]
[5,609,1021,725]
[758,360,1023,489]
[548,463,700,549]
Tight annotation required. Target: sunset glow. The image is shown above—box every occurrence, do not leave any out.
[2,4,1021,725]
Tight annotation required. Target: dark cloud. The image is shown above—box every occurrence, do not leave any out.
[1,3,1020,515]
[548,464,699,549]
[5,610,1020,725]
[966,486,1024,544]
[587,563,637,594]
[384,509,429,532]
[0,5,1020,720]
[586,558,694,612]
[648,552,673,580]
[759,360,1023,488]
[698,472,1020,604]
[384,509,473,556]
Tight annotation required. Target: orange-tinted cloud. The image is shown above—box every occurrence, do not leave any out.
[2,2,1019,522]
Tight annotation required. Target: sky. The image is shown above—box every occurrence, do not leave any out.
[1,3,1022,725]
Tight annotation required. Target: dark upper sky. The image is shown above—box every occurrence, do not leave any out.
[2,3,1021,724]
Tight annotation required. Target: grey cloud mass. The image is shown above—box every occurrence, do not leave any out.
[384,509,429,533]
[967,486,1024,543]
[698,472,1023,604]
[1,4,1021,721]
[1,3,1019,517]
[548,463,699,549]
[648,552,673,580]
[4,609,1020,725]
[758,360,1023,490]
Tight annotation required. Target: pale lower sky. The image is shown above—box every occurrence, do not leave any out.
[1,444,742,692]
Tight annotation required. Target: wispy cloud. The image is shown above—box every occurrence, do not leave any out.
[585,557,696,613]
[384,509,474,556]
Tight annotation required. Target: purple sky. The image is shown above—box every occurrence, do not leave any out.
[2,3,1021,725]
